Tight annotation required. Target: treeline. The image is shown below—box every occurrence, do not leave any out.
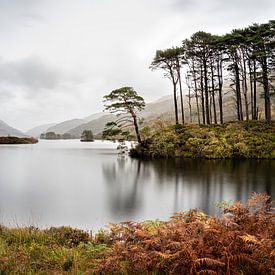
[40,132,78,140]
[151,20,275,125]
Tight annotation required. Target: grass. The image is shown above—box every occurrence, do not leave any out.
[0,193,274,274]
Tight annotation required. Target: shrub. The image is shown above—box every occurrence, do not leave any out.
[89,193,275,274]
[132,121,274,159]
[45,226,90,247]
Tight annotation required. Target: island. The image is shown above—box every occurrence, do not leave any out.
[0,136,38,144]
[80,129,94,142]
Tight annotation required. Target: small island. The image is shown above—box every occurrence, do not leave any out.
[0,136,38,144]
[80,129,94,142]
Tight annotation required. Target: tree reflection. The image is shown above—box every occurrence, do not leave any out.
[102,157,150,218]
[149,159,274,215]
[103,158,275,219]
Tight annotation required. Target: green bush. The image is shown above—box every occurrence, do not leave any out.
[131,121,274,159]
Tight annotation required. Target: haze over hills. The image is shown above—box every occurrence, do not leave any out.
[45,119,88,135]
[8,80,274,139]
[25,123,57,138]
[32,96,178,138]
[25,96,178,138]
[0,120,26,137]
[67,114,116,138]
[83,112,104,122]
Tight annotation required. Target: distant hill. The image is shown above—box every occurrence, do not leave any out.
[83,112,104,122]
[25,123,56,138]
[0,120,26,137]
[140,95,175,121]
[64,99,178,138]
[23,80,275,140]
[45,119,87,134]
[67,114,116,138]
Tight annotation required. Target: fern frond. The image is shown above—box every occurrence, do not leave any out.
[197,270,218,275]
[240,234,259,244]
[195,257,225,268]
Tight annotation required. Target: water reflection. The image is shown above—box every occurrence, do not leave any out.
[102,158,275,217]
[102,157,150,217]
[0,141,274,229]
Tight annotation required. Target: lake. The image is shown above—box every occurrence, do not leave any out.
[0,140,274,231]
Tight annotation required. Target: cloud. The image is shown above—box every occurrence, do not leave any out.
[0,56,83,97]
[0,0,274,130]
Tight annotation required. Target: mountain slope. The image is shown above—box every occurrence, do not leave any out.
[25,123,56,138]
[45,119,87,134]
[67,114,116,137]
[83,112,104,121]
[0,120,26,137]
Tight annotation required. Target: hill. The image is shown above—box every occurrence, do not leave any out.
[25,123,56,138]
[45,119,87,134]
[0,120,26,137]
[25,79,275,139]
[67,114,116,138]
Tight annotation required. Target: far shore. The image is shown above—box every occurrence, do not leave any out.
[0,136,38,144]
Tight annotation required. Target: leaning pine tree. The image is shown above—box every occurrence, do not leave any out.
[103,87,145,144]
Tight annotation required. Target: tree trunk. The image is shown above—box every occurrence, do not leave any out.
[176,58,185,124]
[248,58,254,119]
[235,62,243,121]
[241,54,249,122]
[131,112,142,144]
[193,68,201,124]
[203,56,210,124]
[261,57,271,125]
[169,67,179,125]
[253,59,257,120]
[210,62,217,124]
[173,81,179,125]
[188,85,192,123]
[217,58,223,124]
[200,65,206,124]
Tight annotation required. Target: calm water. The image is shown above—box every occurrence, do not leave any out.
[0,140,274,231]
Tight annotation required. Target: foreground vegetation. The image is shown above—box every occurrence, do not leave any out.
[130,121,275,159]
[0,136,38,144]
[0,193,274,274]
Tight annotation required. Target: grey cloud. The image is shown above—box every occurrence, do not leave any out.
[170,0,198,11]
[0,56,79,94]
[215,0,273,9]
[0,0,274,131]
[0,0,45,31]
[0,87,15,101]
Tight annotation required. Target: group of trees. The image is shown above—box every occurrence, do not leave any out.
[40,132,77,140]
[40,130,94,141]
[151,20,275,125]
[102,21,274,145]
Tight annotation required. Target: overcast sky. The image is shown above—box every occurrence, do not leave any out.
[0,0,274,131]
